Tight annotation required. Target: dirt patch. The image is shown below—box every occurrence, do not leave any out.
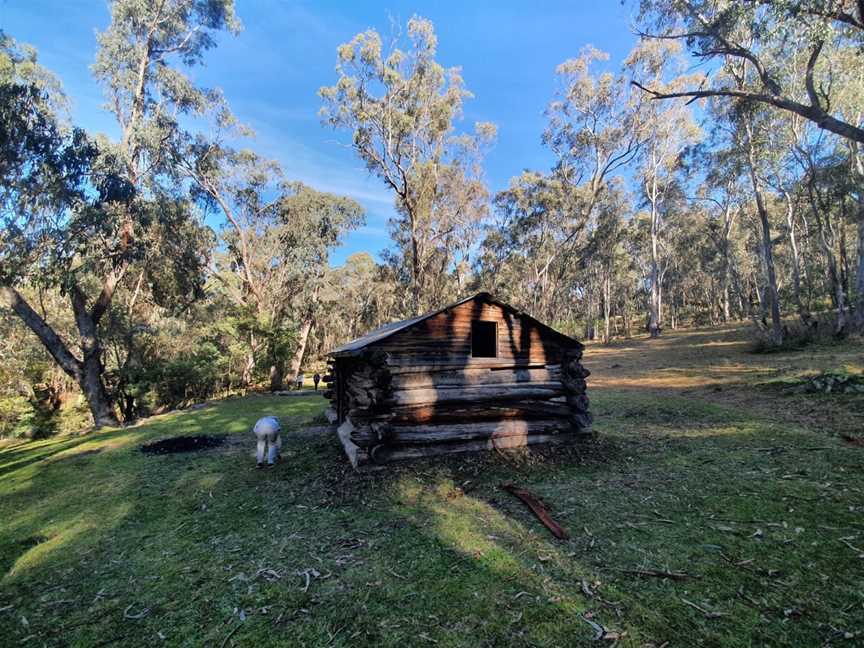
[140,435,226,455]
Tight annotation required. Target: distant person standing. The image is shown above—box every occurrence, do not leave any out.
[313,373,321,391]
[295,372,304,390]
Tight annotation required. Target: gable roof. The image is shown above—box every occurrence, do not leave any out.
[328,292,582,358]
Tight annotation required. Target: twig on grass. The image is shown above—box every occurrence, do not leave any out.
[581,614,606,640]
[580,613,623,641]
[681,597,725,619]
[839,539,864,557]
[616,568,693,580]
[219,622,242,648]
[123,603,150,620]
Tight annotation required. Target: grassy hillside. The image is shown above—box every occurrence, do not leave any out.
[1,324,862,647]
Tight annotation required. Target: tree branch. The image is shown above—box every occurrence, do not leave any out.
[1,285,83,381]
[630,80,864,144]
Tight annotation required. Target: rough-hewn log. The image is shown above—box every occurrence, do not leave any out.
[390,367,561,391]
[388,419,573,444]
[566,394,590,412]
[385,359,559,373]
[386,382,565,407]
[570,412,593,430]
[350,400,575,425]
[368,432,587,464]
[336,418,372,469]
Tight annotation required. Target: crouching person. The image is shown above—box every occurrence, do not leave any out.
[253,416,282,469]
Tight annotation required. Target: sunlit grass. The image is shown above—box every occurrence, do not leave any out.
[1,327,863,646]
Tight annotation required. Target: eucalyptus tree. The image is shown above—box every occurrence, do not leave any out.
[543,46,643,282]
[787,120,852,334]
[586,185,631,343]
[181,141,283,385]
[183,136,364,390]
[633,0,864,144]
[1,2,238,428]
[482,172,574,322]
[93,0,241,188]
[319,16,494,314]
[624,40,700,337]
[276,183,363,388]
[635,0,864,331]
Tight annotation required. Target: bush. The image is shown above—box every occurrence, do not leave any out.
[149,343,226,411]
[0,396,36,439]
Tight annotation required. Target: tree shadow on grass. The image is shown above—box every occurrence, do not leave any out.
[2,391,862,647]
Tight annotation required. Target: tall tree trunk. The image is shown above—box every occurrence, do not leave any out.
[269,360,285,392]
[804,171,848,336]
[648,181,662,338]
[287,283,322,387]
[287,318,313,386]
[242,332,257,388]
[602,272,612,344]
[781,189,813,328]
[2,286,119,428]
[744,119,783,346]
[849,143,864,330]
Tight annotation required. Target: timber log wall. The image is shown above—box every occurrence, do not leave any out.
[324,296,592,469]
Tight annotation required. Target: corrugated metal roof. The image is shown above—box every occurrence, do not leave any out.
[328,292,582,358]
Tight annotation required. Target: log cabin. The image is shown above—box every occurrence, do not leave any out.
[324,292,592,469]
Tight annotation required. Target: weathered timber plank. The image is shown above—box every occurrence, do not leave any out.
[388,419,571,444]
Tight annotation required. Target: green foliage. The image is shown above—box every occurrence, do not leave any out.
[320,16,494,313]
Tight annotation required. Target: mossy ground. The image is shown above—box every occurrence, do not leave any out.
[1,324,862,647]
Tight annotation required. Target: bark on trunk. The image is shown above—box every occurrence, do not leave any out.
[287,317,313,386]
[70,286,119,427]
[855,216,864,330]
[2,285,119,428]
[781,189,813,327]
[744,119,784,346]
[602,272,612,344]
[648,183,662,338]
[850,141,864,330]
[269,360,285,392]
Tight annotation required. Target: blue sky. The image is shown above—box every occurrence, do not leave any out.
[0,0,639,266]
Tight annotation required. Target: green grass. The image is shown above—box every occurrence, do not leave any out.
[1,382,863,645]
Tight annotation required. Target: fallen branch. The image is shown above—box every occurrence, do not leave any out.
[500,483,569,540]
[581,614,606,640]
[219,622,242,648]
[681,597,725,619]
[617,568,693,581]
[839,539,864,558]
[580,613,623,641]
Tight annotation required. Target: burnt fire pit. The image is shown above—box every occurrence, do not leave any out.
[140,435,226,455]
